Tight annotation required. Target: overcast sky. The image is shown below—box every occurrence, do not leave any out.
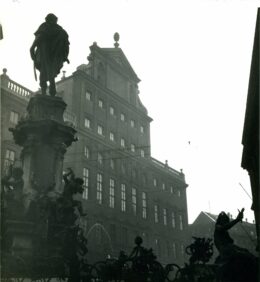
[0,0,259,224]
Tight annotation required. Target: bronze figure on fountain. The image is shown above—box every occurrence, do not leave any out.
[30,13,70,96]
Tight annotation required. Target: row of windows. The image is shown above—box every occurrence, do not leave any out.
[85,91,145,132]
[83,151,182,195]
[85,117,145,140]
[153,178,182,196]
[82,169,184,228]
[83,145,146,163]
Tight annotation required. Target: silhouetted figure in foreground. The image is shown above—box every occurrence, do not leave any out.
[30,13,69,96]
[214,209,258,282]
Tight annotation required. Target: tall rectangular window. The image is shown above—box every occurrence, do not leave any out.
[181,244,185,256]
[140,125,144,133]
[132,188,137,215]
[153,178,157,187]
[4,149,15,171]
[110,159,115,170]
[86,91,91,101]
[97,125,103,135]
[154,205,159,223]
[97,153,103,165]
[172,242,176,258]
[120,138,125,148]
[121,184,126,212]
[142,192,147,219]
[98,99,103,108]
[130,144,135,153]
[109,178,115,208]
[109,106,114,115]
[82,168,89,200]
[10,111,19,124]
[84,118,90,128]
[171,212,176,228]
[140,149,145,157]
[179,215,184,230]
[130,120,135,128]
[109,132,115,141]
[163,208,167,225]
[97,173,103,204]
[120,113,125,121]
[162,183,165,190]
[84,146,89,158]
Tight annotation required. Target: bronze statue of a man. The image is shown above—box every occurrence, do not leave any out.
[30,13,70,96]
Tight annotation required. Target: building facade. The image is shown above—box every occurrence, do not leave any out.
[1,37,189,265]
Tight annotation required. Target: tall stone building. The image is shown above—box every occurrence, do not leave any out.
[1,36,189,265]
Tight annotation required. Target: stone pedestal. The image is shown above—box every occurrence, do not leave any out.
[3,94,77,278]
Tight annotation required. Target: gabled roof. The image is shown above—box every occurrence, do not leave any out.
[90,43,141,83]
[192,211,218,225]
[203,212,218,222]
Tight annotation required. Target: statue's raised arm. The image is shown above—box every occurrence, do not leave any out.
[30,13,70,96]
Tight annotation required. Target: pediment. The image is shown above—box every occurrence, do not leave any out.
[101,48,140,82]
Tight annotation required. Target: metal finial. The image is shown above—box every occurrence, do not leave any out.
[114,32,120,48]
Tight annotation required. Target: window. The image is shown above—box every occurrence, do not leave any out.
[86,91,91,101]
[142,192,147,219]
[96,173,103,204]
[130,144,135,153]
[140,149,145,157]
[10,111,19,124]
[84,118,90,128]
[109,178,115,208]
[109,106,115,115]
[97,125,103,135]
[4,149,15,171]
[110,159,115,170]
[163,208,167,225]
[82,168,89,200]
[171,212,176,228]
[97,153,103,165]
[130,120,135,128]
[120,138,125,148]
[181,244,185,256]
[120,113,125,121]
[121,163,126,174]
[162,183,165,190]
[132,188,137,215]
[84,146,89,158]
[153,178,157,187]
[140,126,144,133]
[121,184,126,212]
[98,99,103,108]
[155,238,161,257]
[178,190,181,197]
[170,186,174,194]
[172,242,176,258]
[179,215,183,230]
[109,132,115,141]
[154,205,159,223]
